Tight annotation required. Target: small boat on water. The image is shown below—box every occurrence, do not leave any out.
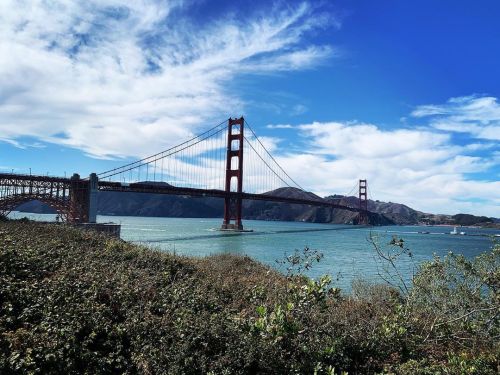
[450,226,466,235]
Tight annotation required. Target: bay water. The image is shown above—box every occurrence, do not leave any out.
[9,212,499,291]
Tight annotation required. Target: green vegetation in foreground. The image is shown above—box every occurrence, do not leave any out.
[0,221,498,374]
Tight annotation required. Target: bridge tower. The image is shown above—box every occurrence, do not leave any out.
[221,117,244,231]
[357,179,369,225]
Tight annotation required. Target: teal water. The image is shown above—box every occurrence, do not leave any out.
[9,212,499,291]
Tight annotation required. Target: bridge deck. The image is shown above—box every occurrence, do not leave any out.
[98,181,362,213]
[0,173,72,184]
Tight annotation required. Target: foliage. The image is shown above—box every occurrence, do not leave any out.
[0,222,498,374]
[408,243,499,350]
[275,246,324,276]
[369,233,416,295]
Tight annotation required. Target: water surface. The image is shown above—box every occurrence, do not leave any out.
[9,212,499,291]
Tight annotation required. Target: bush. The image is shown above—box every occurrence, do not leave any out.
[0,222,498,374]
[407,243,499,354]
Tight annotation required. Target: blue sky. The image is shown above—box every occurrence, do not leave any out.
[0,0,499,216]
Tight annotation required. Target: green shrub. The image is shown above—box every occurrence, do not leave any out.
[0,222,498,374]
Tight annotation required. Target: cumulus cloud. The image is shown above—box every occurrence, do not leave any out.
[267,119,499,217]
[0,0,333,158]
[411,95,500,141]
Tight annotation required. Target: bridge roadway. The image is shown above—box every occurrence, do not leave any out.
[98,180,363,213]
[0,172,72,185]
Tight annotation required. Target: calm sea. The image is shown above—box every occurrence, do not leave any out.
[9,212,499,291]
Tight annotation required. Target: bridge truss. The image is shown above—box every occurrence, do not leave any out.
[0,173,90,222]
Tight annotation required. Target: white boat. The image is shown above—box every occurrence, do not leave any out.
[450,226,466,235]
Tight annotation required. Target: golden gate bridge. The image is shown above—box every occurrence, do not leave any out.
[0,117,371,229]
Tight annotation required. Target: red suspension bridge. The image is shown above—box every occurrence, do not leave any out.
[0,117,372,229]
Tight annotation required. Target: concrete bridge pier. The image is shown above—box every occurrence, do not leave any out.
[88,173,98,223]
[69,173,87,222]
[69,172,98,223]
[74,172,120,237]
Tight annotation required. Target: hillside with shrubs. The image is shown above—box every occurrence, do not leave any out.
[0,221,498,374]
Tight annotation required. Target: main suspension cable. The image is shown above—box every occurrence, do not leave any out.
[97,119,227,178]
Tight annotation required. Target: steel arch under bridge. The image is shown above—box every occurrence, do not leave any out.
[0,173,98,223]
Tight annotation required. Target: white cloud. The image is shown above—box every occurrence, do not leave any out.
[1,3,497,217]
[291,104,308,116]
[411,95,500,141]
[0,0,333,158]
[298,122,451,159]
[266,124,294,129]
[267,120,499,217]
